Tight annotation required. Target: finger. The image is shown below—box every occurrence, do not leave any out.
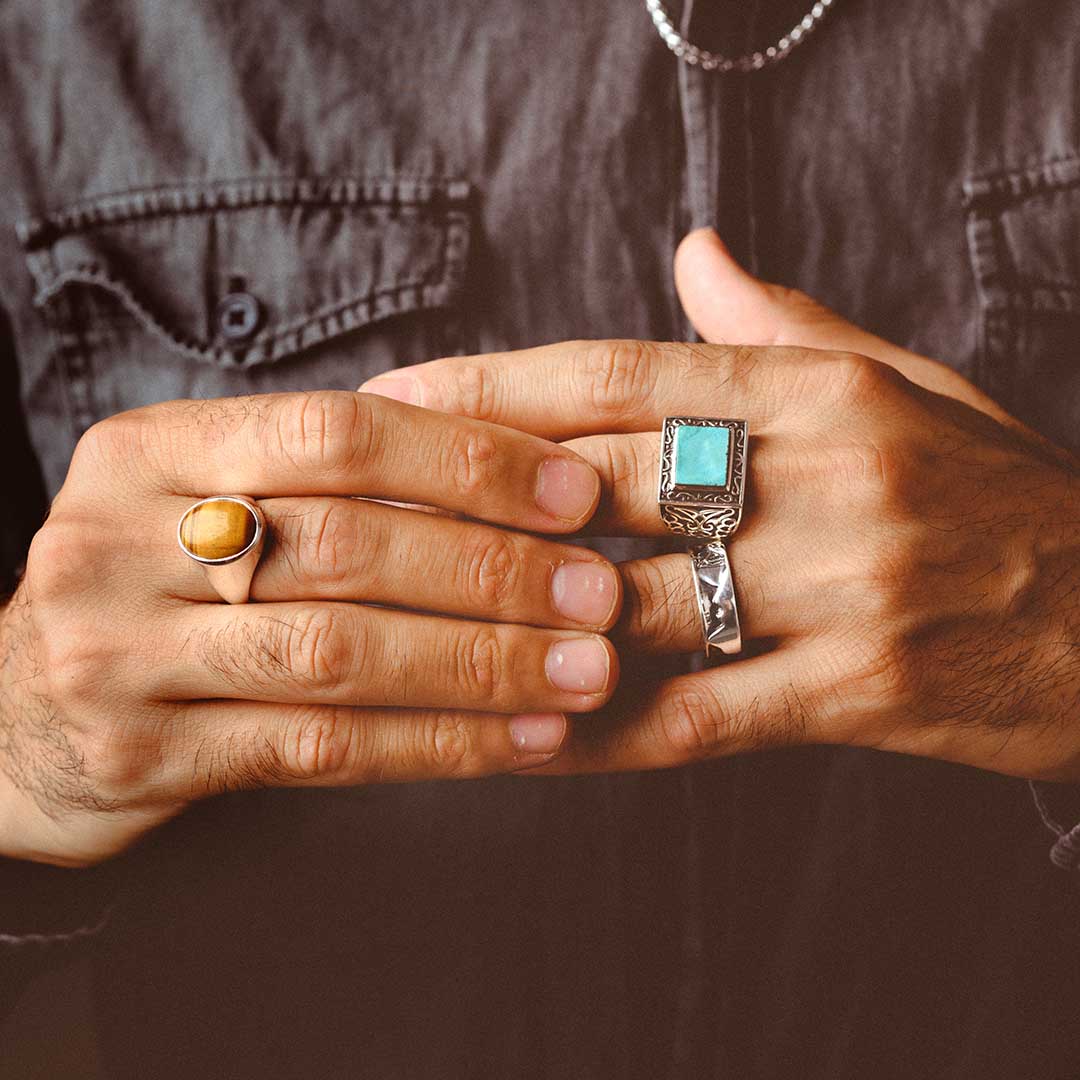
[675,227,895,356]
[163,601,618,715]
[531,644,845,774]
[616,526,831,651]
[174,496,621,632]
[614,553,705,653]
[616,548,780,653]
[618,544,807,653]
[172,701,572,795]
[674,227,1007,418]
[98,391,600,532]
[360,339,817,440]
[563,431,805,538]
[569,432,665,536]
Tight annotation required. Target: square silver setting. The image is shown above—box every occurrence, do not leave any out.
[658,416,748,539]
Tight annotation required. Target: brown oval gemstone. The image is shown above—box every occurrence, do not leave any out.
[179,499,258,561]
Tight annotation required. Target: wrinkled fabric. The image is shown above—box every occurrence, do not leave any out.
[2,1,1080,1077]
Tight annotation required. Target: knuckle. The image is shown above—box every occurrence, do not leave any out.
[25,519,95,606]
[278,706,358,780]
[276,391,373,476]
[69,420,111,471]
[281,609,351,692]
[455,625,505,701]
[459,531,524,614]
[70,412,163,495]
[602,436,656,523]
[71,413,139,469]
[658,685,725,760]
[73,403,197,491]
[427,361,499,421]
[443,425,500,502]
[38,621,108,709]
[293,503,355,587]
[577,340,658,419]
[622,560,692,645]
[421,711,473,776]
[29,595,122,711]
[826,351,900,409]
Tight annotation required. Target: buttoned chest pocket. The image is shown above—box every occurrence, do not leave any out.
[964,158,1080,453]
[17,176,471,449]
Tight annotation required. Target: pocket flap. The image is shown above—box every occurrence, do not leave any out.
[16,176,471,368]
[963,158,1080,315]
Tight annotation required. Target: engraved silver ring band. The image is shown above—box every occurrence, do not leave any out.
[690,540,743,658]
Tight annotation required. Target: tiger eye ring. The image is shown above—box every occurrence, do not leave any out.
[177,496,265,604]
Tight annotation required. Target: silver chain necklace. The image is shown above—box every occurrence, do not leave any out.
[644,0,837,72]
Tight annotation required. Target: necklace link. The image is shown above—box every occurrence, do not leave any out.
[644,0,837,73]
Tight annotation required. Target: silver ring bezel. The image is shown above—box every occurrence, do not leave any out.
[177,496,264,566]
[658,416,748,539]
[658,416,748,509]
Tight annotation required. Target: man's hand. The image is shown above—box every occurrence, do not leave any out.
[0,392,621,866]
[363,230,1080,782]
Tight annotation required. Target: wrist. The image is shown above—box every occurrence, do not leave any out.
[0,591,74,866]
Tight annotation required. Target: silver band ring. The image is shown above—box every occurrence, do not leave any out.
[177,496,266,604]
[658,416,748,539]
[690,540,743,657]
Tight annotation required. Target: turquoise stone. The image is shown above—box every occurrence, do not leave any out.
[673,425,730,487]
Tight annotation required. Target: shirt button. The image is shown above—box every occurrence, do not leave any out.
[216,292,263,342]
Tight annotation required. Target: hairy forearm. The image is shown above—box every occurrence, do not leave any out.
[969,449,1080,776]
[0,587,79,865]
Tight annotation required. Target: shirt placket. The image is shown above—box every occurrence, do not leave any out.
[669,4,762,1070]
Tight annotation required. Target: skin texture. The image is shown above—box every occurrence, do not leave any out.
[0,392,621,866]
[3,228,1078,867]
[363,229,1080,784]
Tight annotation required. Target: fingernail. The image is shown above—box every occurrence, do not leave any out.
[551,562,618,627]
[362,376,418,405]
[545,638,610,694]
[508,713,567,755]
[535,458,599,523]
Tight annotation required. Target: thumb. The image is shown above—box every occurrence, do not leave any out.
[673,227,1006,417]
[675,227,893,356]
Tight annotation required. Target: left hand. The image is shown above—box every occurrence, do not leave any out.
[362,230,1080,781]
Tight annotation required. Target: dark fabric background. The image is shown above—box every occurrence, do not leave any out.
[0,307,45,597]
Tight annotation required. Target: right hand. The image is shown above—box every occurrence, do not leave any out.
[0,390,620,866]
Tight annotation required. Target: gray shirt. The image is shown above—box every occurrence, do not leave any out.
[2,1,1080,1076]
